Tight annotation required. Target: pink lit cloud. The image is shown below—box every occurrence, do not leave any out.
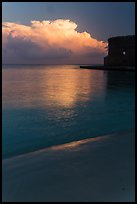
[2,19,107,64]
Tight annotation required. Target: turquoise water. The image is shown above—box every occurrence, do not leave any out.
[2,65,135,159]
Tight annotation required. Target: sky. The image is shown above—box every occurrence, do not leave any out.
[2,2,135,65]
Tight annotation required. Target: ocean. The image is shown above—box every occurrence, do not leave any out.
[2,65,135,159]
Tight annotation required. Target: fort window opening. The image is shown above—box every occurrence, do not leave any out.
[123,51,126,55]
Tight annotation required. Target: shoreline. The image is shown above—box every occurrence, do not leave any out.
[2,129,134,161]
[2,129,135,202]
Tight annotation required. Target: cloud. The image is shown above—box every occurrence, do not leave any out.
[2,19,107,64]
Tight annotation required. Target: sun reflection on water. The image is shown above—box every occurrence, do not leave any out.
[2,65,107,109]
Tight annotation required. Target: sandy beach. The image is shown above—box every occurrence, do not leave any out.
[2,129,135,202]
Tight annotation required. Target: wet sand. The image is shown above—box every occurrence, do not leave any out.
[2,130,135,202]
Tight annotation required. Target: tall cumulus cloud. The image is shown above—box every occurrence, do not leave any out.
[2,19,107,64]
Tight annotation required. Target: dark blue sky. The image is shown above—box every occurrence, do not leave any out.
[2,2,135,41]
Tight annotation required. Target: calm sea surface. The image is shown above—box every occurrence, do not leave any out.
[2,65,135,159]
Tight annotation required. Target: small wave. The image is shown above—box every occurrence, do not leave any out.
[3,128,134,162]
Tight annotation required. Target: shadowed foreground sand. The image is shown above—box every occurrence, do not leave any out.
[2,130,135,202]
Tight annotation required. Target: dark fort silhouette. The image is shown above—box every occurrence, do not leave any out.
[80,35,135,71]
[104,35,135,66]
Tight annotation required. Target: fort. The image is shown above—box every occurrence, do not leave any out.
[80,35,135,71]
[104,35,135,66]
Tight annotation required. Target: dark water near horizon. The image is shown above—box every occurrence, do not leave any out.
[2,65,135,159]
